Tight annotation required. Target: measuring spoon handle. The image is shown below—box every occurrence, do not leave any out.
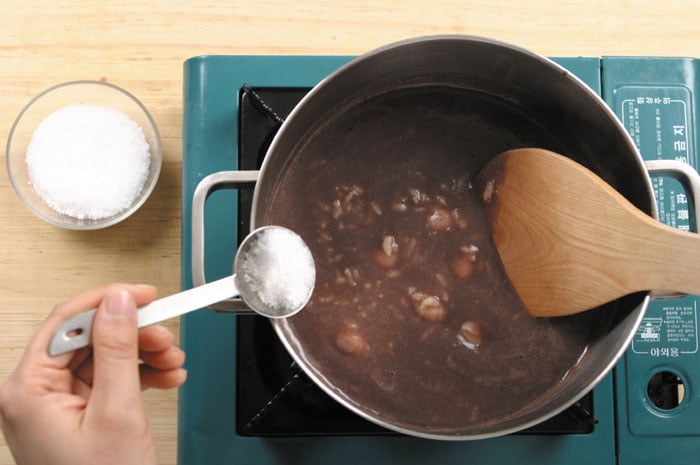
[48,276,237,356]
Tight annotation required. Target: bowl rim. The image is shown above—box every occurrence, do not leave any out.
[6,79,163,230]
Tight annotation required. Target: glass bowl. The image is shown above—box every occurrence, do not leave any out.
[6,80,162,230]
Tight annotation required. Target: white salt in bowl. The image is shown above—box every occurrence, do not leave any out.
[6,80,162,230]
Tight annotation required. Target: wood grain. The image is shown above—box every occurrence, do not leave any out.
[479,149,700,317]
[1,1,700,463]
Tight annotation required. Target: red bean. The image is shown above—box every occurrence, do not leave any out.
[427,207,453,231]
[409,188,424,204]
[364,201,382,225]
[335,325,370,355]
[452,210,469,229]
[450,255,475,280]
[374,235,399,268]
[460,320,483,347]
[391,202,408,213]
[450,244,479,280]
[409,290,447,322]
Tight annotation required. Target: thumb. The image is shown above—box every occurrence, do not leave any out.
[88,290,142,418]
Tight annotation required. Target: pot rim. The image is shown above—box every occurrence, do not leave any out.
[255,34,654,440]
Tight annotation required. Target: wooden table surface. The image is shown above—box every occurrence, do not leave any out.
[1,1,699,463]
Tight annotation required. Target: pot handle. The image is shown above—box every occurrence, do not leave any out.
[191,170,260,313]
[644,159,700,300]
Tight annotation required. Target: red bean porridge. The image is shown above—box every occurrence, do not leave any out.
[266,87,602,432]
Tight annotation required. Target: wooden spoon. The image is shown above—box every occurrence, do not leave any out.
[475,148,700,317]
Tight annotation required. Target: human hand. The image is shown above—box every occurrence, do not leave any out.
[0,284,187,465]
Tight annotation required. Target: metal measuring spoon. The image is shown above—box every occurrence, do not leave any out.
[48,226,315,356]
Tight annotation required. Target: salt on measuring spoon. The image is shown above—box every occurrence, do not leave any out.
[48,226,316,356]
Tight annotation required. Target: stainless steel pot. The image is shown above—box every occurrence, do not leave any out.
[192,36,699,439]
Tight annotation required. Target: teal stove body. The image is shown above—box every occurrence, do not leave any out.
[180,55,700,465]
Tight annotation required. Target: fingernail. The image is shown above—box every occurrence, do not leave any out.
[150,324,170,334]
[173,346,186,360]
[106,290,135,316]
[135,284,157,291]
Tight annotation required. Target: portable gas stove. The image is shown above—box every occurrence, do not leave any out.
[179,54,700,465]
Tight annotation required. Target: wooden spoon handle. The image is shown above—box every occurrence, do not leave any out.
[624,215,700,296]
[524,171,700,311]
[486,151,700,316]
